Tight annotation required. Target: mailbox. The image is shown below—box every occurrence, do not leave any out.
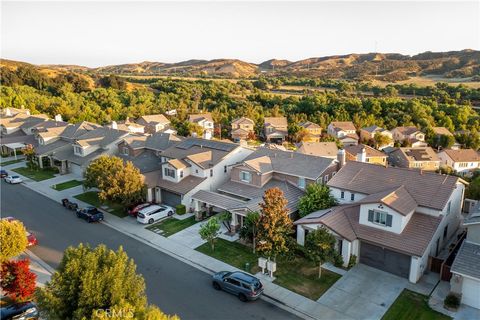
[267,260,276,273]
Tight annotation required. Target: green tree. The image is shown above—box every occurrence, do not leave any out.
[373,132,392,149]
[199,217,221,251]
[36,244,176,320]
[239,212,261,253]
[298,184,337,217]
[0,219,28,262]
[84,156,145,205]
[256,188,293,261]
[188,122,204,137]
[304,228,337,278]
[22,144,37,170]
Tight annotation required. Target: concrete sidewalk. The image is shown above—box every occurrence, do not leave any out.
[22,250,54,287]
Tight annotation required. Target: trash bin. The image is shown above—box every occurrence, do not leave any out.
[245,262,250,271]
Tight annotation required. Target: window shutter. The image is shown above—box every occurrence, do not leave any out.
[368,210,374,222]
[386,214,393,227]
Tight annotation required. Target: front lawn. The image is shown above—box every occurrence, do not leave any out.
[195,238,341,300]
[13,166,57,181]
[74,191,127,218]
[51,179,83,191]
[146,216,198,237]
[382,289,451,320]
[0,159,24,166]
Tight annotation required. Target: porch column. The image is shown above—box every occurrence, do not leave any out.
[230,212,240,232]
[341,240,352,268]
[193,200,202,221]
[147,188,153,202]
[61,161,67,174]
[38,155,43,169]
[297,225,306,246]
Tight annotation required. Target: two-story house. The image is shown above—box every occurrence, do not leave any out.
[109,118,145,134]
[295,161,466,283]
[344,144,387,166]
[231,117,255,142]
[391,126,427,147]
[438,149,480,177]
[296,141,338,159]
[136,114,171,134]
[450,208,480,309]
[191,147,339,231]
[263,117,288,144]
[188,113,214,140]
[388,147,440,171]
[298,121,322,142]
[327,121,359,146]
[359,125,393,149]
[142,138,253,208]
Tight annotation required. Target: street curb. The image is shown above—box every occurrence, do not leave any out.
[25,249,55,275]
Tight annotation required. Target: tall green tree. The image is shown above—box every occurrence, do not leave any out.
[256,188,293,261]
[298,184,337,217]
[36,244,177,320]
[199,217,221,251]
[0,219,28,262]
[239,211,260,253]
[304,228,337,279]
[373,132,392,149]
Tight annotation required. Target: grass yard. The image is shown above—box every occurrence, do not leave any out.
[12,166,57,181]
[146,216,198,237]
[74,191,127,218]
[382,289,451,320]
[0,159,24,166]
[195,238,341,300]
[51,179,83,191]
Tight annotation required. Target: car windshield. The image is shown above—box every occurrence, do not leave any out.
[222,272,232,279]
[12,176,19,179]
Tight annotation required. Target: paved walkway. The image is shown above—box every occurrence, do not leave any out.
[429,280,480,320]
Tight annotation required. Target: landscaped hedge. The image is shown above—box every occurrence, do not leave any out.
[175,204,186,215]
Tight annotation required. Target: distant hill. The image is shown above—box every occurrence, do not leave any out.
[2,50,479,81]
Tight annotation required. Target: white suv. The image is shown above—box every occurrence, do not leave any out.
[136,204,174,224]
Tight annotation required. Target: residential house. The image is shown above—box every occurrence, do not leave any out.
[388,147,440,171]
[344,144,387,166]
[298,121,322,142]
[450,208,480,309]
[296,141,338,159]
[391,126,427,147]
[142,138,253,208]
[295,161,466,283]
[263,117,288,144]
[188,113,214,140]
[136,114,171,134]
[327,121,359,146]
[431,127,460,149]
[438,149,480,176]
[359,125,393,149]
[231,117,255,142]
[191,147,340,231]
[108,118,145,134]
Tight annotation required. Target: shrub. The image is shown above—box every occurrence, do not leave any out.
[334,253,344,267]
[348,254,357,269]
[444,292,461,309]
[175,204,186,215]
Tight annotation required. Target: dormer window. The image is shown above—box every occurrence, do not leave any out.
[240,171,251,183]
[340,191,345,199]
[122,147,129,156]
[74,145,83,156]
[350,193,355,201]
[164,168,176,178]
[368,210,393,227]
[180,170,183,178]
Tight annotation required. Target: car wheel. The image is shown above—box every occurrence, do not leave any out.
[148,218,154,224]
[168,211,174,216]
[238,293,247,302]
[212,282,221,290]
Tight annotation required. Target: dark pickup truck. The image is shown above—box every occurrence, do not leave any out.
[76,207,104,223]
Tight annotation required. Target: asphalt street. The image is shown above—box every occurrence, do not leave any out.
[0,181,299,320]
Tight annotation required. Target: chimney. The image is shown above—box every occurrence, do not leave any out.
[54,114,63,122]
[337,149,346,169]
[5,108,12,116]
[111,121,118,130]
[357,146,367,163]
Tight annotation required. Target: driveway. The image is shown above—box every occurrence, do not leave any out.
[317,264,408,320]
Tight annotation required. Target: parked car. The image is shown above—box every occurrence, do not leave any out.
[136,204,174,224]
[1,217,38,247]
[127,202,153,217]
[61,198,79,210]
[76,207,104,223]
[4,175,22,184]
[0,169,8,178]
[212,271,264,301]
[0,301,39,320]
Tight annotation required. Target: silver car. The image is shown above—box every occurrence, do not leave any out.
[212,271,263,301]
[4,175,22,184]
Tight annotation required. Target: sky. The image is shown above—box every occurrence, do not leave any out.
[1,0,479,67]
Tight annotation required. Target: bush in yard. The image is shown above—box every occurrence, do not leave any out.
[348,254,357,269]
[175,204,186,215]
[0,259,37,302]
[298,184,337,218]
[35,244,177,320]
[0,219,28,262]
[334,253,344,268]
[198,217,221,251]
[444,292,461,310]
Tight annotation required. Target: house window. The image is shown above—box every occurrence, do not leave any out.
[443,225,448,240]
[210,169,213,177]
[240,171,251,183]
[368,210,393,227]
[180,171,183,178]
[74,146,83,156]
[323,175,329,183]
[332,171,336,176]
[298,177,306,189]
[350,193,355,201]
[224,165,227,173]
[122,147,129,156]
[164,168,176,178]
[340,191,345,199]
[195,169,198,174]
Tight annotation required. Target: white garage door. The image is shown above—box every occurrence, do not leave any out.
[462,277,480,309]
[70,163,84,177]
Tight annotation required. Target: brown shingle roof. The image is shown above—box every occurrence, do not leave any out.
[186,151,213,169]
[189,113,213,123]
[232,117,254,125]
[138,114,170,125]
[358,186,417,216]
[432,127,453,136]
[393,147,439,162]
[244,156,273,173]
[143,170,206,195]
[264,117,287,127]
[393,126,421,136]
[330,121,356,131]
[344,144,386,158]
[299,121,321,129]
[327,161,461,211]
[296,142,338,158]
[442,149,480,162]
[168,159,188,170]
